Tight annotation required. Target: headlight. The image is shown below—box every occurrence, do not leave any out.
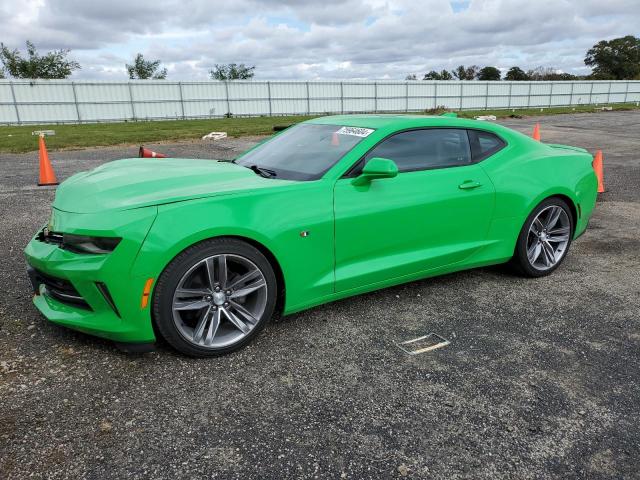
[62,234,122,254]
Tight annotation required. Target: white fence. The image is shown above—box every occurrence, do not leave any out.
[1,80,639,125]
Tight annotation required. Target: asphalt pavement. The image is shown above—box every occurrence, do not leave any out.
[0,111,638,479]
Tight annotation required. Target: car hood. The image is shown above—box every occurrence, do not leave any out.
[53,158,293,213]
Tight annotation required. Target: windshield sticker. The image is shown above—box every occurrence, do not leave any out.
[336,126,374,137]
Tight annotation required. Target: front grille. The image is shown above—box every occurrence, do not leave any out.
[30,268,92,310]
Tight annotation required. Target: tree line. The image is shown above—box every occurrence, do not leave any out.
[1,35,638,81]
[406,65,584,81]
[406,35,639,81]
[0,43,255,80]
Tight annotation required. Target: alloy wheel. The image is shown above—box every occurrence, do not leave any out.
[526,205,571,271]
[171,254,268,349]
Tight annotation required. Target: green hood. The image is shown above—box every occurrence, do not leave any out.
[53,158,290,213]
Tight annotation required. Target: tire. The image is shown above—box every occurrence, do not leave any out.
[512,197,574,277]
[153,238,278,357]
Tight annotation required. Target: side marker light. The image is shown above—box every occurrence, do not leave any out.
[141,278,154,308]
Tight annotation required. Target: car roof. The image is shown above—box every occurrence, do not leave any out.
[307,114,511,135]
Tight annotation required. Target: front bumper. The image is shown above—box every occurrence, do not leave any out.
[24,206,159,344]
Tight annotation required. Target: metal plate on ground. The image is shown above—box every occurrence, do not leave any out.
[397,333,450,355]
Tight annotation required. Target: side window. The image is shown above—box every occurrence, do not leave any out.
[468,130,505,162]
[361,128,472,173]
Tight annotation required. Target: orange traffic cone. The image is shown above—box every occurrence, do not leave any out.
[593,150,605,193]
[139,146,167,158]
[532,123,541,141]
[37,135,59,186]
[331,132,339,146]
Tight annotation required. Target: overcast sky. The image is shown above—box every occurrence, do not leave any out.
[1,0,638,80]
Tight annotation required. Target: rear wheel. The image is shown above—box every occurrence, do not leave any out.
[153,238,277,357]
[512,198,574,277]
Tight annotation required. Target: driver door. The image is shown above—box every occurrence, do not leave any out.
[333,128,495,293]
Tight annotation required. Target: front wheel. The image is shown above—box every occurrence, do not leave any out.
[512,198,574,277]
[153,238,278,357]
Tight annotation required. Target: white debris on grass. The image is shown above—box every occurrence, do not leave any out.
[474,115,497,121]
[202,131,228,141]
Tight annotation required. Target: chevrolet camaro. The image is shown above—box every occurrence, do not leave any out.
[25,114,598,356]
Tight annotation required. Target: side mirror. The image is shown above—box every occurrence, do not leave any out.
[352,157,398,186]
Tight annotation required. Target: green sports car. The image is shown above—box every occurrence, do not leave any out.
[25,114,598,356]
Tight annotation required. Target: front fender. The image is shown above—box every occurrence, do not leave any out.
[132,209,280,280]
[131,185,335,313]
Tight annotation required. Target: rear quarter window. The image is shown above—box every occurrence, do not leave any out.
[468,130,506,162]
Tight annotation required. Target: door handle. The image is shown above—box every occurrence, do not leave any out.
[458,180,482,190]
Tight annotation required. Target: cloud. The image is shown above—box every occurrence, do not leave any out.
[0,0,638,80]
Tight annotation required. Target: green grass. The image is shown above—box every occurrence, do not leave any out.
[1,103,639,154]
[451,102,640,119]
[0,115,318,154]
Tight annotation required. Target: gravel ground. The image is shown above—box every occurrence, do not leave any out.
[0,112,639,479]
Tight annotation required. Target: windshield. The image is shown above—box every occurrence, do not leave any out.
[235,124,374,180]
